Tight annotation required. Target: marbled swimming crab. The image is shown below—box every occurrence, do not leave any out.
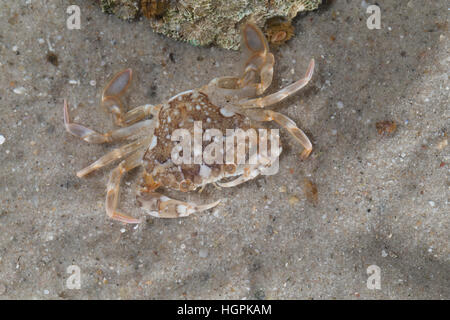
[64,23,315,224]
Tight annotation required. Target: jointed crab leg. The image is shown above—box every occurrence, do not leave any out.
[240,23,274,94]
[102,68,133,98]
[76,139,147,178]
[102,98,160,127]
[64,100,153,143]
[137,191,220,218]
[218,166,261,188]
[206,23,274,99]
[246,109,312,159]
[242,22,268,55]
[101,69,133,126]
[106,151,144,224]
[121,104,161,126]
[100,68,161,126]
[218,150,281,188]
[239,59,315,108]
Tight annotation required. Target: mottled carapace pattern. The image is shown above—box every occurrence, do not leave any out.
[143,90,253,192]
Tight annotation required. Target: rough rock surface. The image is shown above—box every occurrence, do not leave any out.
[100,0,322,49]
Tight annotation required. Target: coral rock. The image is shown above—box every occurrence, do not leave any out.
[99,0,321,49]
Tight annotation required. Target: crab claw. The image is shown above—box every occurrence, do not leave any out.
[136,192,220,218]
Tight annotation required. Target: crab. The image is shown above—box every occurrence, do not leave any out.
[63,22,315,224]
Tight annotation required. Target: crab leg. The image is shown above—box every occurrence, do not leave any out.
[246,109,312,159]
[101,69,161,126]
[102,68,133,99]
[102,98,161,127]
[218,166,261,188]
[239,59,315,108]
[64,100,154,143]
[105,151,144,224]
[206,23,274,99]
[76,139,148,178]
[240,23,274,94]
[101,69,133,126]
[100,69,161,126]
[137,192,220,218]
[121,104,161,126]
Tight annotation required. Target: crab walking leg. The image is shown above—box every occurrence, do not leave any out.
[206,23,274,99]
[101,96,126,127]
[105,151,144,224]
[239,59,315,109]
[101,69,133,126]
[64,100,154,143]
[241,53,275,95]
[205,55,273,100]
[121,104,161,126]
[76,139,147,178]
[256,53,275,94]
[240,23,274,94]
[102,69,133,99]
[136,192,221,218]
[101,69,160,127]
[246,109,312,159]
[242,23,269,56]
[102,99,161,127]
[217,166,261,188]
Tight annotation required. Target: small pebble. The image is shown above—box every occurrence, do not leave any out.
[0,135,5,145]
[376,120,397,136]
[381,250,388,257]
[428,201,435,207]
[199,249,209,258]
[289,196,299,205]
[90,80,96,86]
[336,101,344,109]
[120,228,126,233]
[436,139,448,150]
[13,87,26,95]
